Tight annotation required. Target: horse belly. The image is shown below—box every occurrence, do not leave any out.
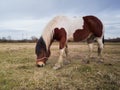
[67,24,84,41]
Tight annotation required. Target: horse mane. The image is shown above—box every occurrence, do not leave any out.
[35,37,47,56]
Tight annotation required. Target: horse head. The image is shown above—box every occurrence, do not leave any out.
[35,37,48,67]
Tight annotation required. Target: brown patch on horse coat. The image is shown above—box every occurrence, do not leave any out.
[83,15,103,37]
[73,15,103,42]
[53,28,67,49]
[73,29,91,42]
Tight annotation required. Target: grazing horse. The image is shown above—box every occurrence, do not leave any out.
[35,15,104,69]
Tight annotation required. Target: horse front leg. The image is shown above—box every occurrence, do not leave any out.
[53,37,66,70]
[53,48,65,70]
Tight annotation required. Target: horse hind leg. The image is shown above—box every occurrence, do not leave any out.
[88,43,93,58]
[84,42,94,64]
[83,35,95,63]
[96,37,104,62]
[87,34,96,58]
[65,44,68,57]
[97,38,104,56]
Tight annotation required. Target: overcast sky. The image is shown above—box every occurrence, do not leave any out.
[0,0,120,40]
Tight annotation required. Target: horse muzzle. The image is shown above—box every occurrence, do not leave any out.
[36,61,45,67]
[36,57,48,67]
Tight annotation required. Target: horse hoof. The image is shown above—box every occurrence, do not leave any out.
[64,60,71,65]
[82,59,90,64]
[53,65,62,70]
[97,60,104,63]
[53,66,61,70]
[86,60,90,64]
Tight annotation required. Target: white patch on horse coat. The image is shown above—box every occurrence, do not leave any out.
[42,16,84,50]
[58,48,65,64]
[96,38,103,49]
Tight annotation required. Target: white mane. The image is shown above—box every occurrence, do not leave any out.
[42,16,84,50]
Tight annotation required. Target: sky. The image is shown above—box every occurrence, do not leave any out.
[0,0,120,40]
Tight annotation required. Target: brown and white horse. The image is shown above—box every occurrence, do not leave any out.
[35,15,104,69]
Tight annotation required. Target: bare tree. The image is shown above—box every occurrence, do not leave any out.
[31,36,38,42]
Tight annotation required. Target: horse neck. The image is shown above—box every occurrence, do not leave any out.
[42,29,54,51]
[41,16,61,50]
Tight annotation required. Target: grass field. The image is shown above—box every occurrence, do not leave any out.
[0,42,120,90]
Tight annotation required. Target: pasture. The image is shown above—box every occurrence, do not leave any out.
[0,42,120,90]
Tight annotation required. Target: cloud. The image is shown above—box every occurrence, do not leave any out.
[0,0,120,39]
[0,0,55,20]
[0,18,49,31]
[1,0,119,20]
[0,17,52,39]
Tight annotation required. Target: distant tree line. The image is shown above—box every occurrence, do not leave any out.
[0,36,120,43]
[0,36,38,43]
[104,37,120,42]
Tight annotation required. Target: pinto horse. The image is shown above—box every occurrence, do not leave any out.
[35,15,104,69]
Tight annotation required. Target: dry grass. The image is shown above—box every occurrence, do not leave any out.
[0,42,120,90]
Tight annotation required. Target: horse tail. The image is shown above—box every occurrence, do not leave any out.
[102,35,104,44]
